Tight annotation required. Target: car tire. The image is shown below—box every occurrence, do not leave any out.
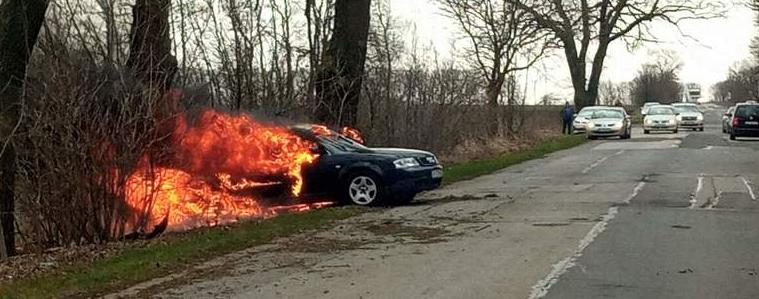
[342,171,385,206]
[644,130,650,134]
[699,128,704,132]
[730,134,736,141]
[673,129,678,134]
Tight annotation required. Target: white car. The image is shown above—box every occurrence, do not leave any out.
[641,102,661,115]
[643,105,678,134]
[672,103,704,131]
[585,107,632,139]
[573,106,605,133]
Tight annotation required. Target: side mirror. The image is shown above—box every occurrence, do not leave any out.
[724,113,732,117]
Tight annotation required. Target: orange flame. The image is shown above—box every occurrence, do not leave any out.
[340,127,365,144]
[124,109,321,232]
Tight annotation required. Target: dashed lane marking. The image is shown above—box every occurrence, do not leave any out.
[581,150,624,174]
[689,175,704,209]
[528,181,644,298]
[741,176,756,201]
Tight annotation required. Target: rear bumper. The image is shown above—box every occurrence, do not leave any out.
[733,128,759,137]
[388,166,443,195]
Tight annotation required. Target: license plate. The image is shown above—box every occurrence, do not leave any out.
[431,169,443,179]
[746,121,759,125]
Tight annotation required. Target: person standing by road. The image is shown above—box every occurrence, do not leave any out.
[561,101,575,135]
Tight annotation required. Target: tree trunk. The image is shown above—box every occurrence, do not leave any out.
[485,74,505,135]
[315,0,371,127]
[0,0,49,258]
[127,0,177,91]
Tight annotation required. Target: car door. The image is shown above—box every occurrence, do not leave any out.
[301,152,344,196]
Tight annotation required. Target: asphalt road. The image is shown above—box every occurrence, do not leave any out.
[112,104,759,299]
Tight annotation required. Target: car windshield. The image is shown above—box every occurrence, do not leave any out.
[674,105,700,114]
[317,133,370,153]
[735,105,759,118]
[578,109,598,118]
[647,107,675,115]
[589,109,624,119]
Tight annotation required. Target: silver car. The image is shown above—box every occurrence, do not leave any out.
[585,107,632,140]
[573,106,606,134]
[723,106,736,133]
[672,103,704,131]
[643,105,678,134]
[641,102,661,115]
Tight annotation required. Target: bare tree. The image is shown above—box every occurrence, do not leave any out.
[631,51,683,106]
[127,0,177,91]
[315,0,371,127]
[0,0,49,258]
[438,0,550,134]
[598,80,630,106]
[508,0,722,109]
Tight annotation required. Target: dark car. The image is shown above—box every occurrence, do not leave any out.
[723,106,736,133]
[291,125,443,206]
[730,103,759,140]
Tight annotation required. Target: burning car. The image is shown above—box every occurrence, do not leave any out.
[292,125,443,206]
[123,110,443,236]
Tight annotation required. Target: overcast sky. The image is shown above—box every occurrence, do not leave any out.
[389,0,755,103]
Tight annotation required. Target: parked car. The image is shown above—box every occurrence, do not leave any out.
[290,125,443,206]
[643,105,678,134]
[574,106,630,134]
[573,106,603,134]
[585,107,632,139]
[729,102,759,140]
[672,103,704,131]
[641,102,661,115]
[723,106,736,133]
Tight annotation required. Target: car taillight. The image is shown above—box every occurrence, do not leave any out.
[733,117,741,127]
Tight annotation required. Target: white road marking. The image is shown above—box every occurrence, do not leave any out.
[741,177,756,201]
[529,180,645,298]
[581,150,624,174]
[623,181,646,204]
[703,146,714,150]
[705,191,722,209]
[528,207,619,299]
[689,175,704,209]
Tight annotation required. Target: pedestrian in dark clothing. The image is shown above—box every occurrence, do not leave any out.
[561,102,574,135]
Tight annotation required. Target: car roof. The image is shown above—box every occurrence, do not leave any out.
[736,102,759,107]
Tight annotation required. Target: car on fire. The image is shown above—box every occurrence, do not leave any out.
[289,125,443,206]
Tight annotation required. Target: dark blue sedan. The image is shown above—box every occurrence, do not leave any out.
[291,125,443,206]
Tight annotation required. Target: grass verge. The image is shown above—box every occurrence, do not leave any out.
[1,135,586,298]
[0,207,364,299]
[442,134,587,184]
